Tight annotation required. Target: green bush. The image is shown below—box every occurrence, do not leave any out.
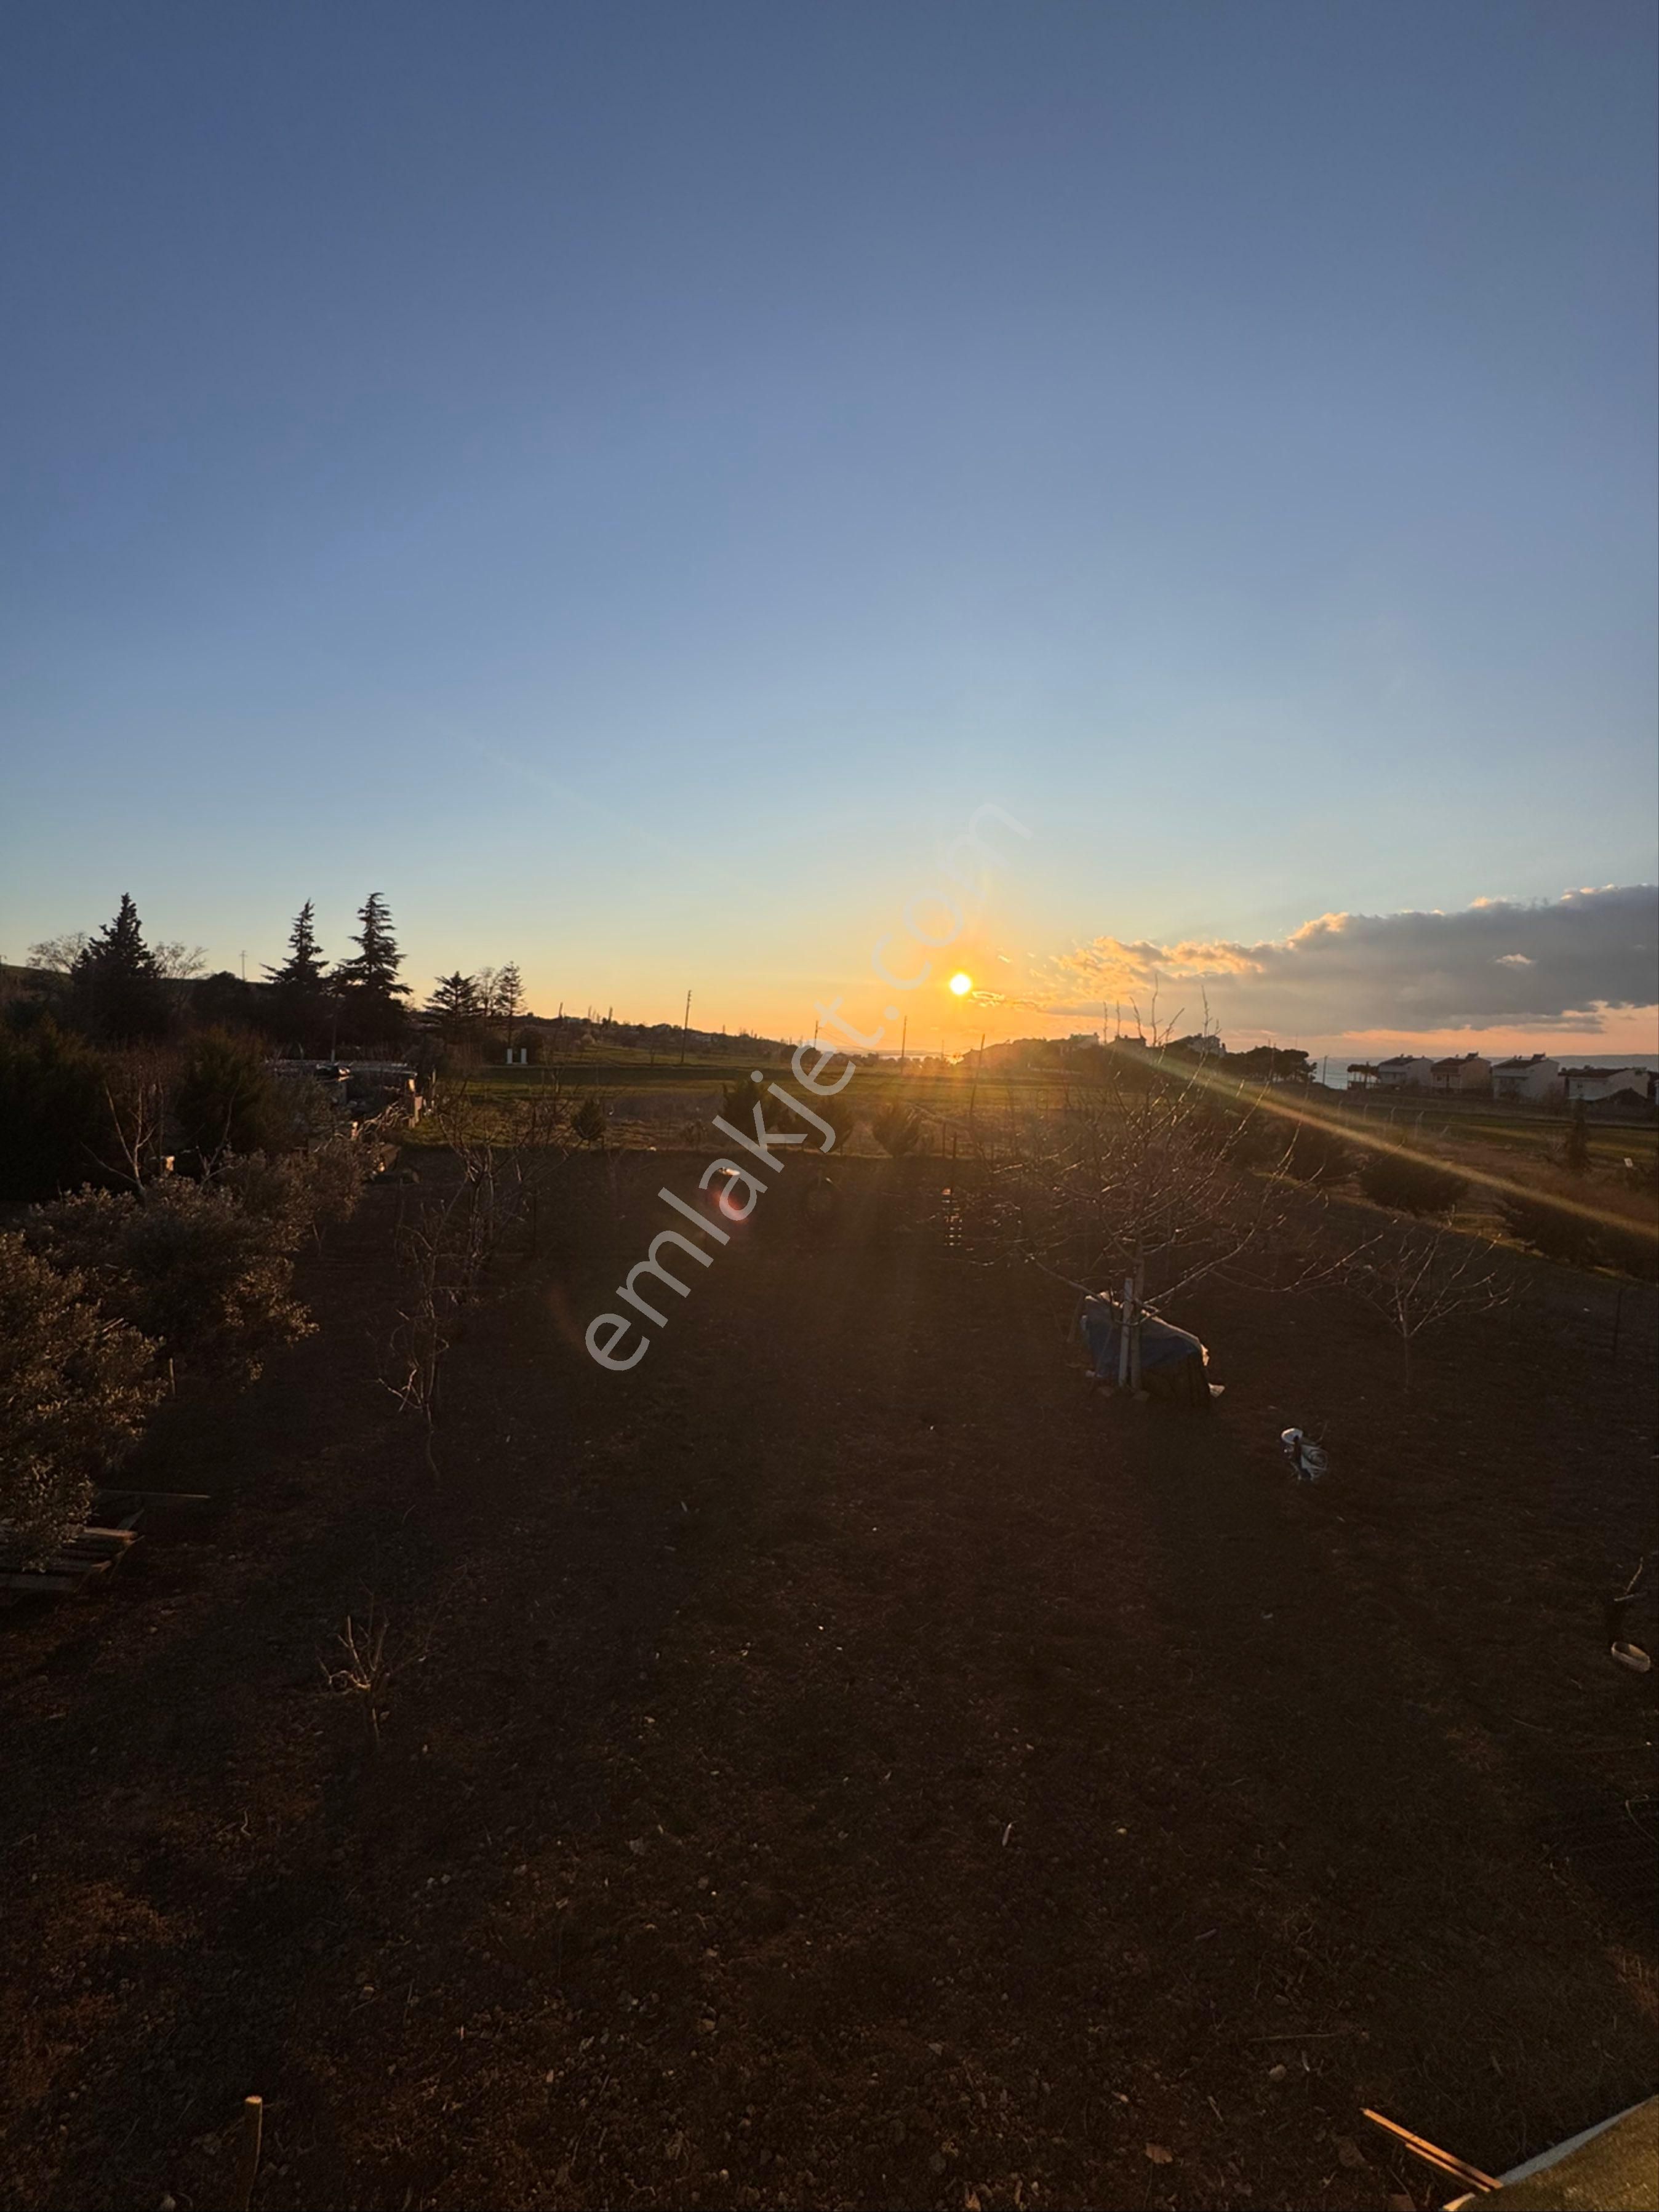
[0,1234,161,1567]
[217,1136,374,1244]
[1225,1110,1291,1170]
[1278,1119,1353,1186]
[0,1018,116,1201]
[1594,1216,1659,1283]
[716,1069,761,1127]
[174,1029,281,1165]
[1359,1151,1467,1215]
[30,1180,313,1383]
[873,1100,924,1156]
[1500,1194,1601,1268]
[776,1084,854,1149]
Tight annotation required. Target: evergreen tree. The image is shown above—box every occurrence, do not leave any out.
[492,961,524,1040]
[70,895,169,1041]
[0,1017,118,1200]
[263,901,334,1050]
[174,1029,281,1165]
[426,972,481,1026]
[265,901,329,992]
[334,893,409,1042]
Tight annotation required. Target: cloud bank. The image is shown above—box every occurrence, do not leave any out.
[1042,885,1658,1040]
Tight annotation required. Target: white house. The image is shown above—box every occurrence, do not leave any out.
[1490,1054,1561,1103]
[1431,1053,1492,1095]
[1375,1055,1438,1090]
[1559,1065,1652,1106]
[1170,1032,1227,1058]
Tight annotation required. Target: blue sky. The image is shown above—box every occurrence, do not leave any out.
[2,2,1655,1051]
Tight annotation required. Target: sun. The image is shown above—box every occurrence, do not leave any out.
[948,971,973,996]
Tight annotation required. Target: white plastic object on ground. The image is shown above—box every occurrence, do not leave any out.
[1280,1428,1329,1482]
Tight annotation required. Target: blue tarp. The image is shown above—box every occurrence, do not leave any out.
[1079,1294,1208,1380]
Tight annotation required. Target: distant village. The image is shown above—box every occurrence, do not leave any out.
[1341,1048,1656,1108]
[973,1028,1658,1114]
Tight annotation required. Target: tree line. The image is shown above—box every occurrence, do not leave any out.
[18,892,526,1058]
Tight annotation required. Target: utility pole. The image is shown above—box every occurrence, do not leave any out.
[900,1015,908,1068]
[240,950,246,981]
[680,988,692,1066]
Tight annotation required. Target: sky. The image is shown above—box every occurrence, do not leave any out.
[2,1,1655,1060]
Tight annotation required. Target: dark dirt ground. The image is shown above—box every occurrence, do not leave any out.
[1,1151,1655,2212]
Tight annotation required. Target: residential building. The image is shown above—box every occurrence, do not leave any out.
[1490,1054,1561,1104]
[1559,1065,1652,1106]
[1374,1054,1437,1090]
[1430,1053,1492,1094]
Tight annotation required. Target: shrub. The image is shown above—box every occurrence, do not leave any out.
[1591,1216,1659,1284]
[1278,1119,1353,1186]
[30,1180,313,1383]
[572,1096,607,1145]
[1500,1194,1601,1268]
[0,1234,161,1567]
[873,1100,924,1156]
[717,1070,761,1127]
[1359,1150,1467,1215]
[0,1018,117,1201]
[303,1134,378,1229]
[782,1084,855,1149]
[174,1028,281,1165]
[217,1135,374,1244]
[717,1070,851,1150]
[1225,1109,1291,1171]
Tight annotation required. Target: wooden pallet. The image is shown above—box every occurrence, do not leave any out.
[0,1521,141,1597]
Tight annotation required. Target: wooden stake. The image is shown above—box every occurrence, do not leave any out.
[234,2094,263,2211]
[1361,2108,1497,2192]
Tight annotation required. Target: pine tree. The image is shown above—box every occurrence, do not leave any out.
[262,902,334,1053]
[264,901,329,992]
[492,962,524,1040]
[70,895,169,1040]
[334,894,410,1038]
[425,972,480,1027]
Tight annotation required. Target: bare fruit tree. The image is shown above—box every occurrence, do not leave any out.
[1344,1222,1513,1390]
[986,1071,1319,1294]
[385,1080,564,1471]
[978,1068,1342,1386]
[318,1594,425,1749]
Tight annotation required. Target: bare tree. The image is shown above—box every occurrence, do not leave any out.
[978,1066,1343,1383]
[318,1594,422,1749]
[153,941,207,981]
[1345,1223,1512,1389]
[95,1045,177,1188]
[383,1081,563,1469]
[26,931,88,974]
